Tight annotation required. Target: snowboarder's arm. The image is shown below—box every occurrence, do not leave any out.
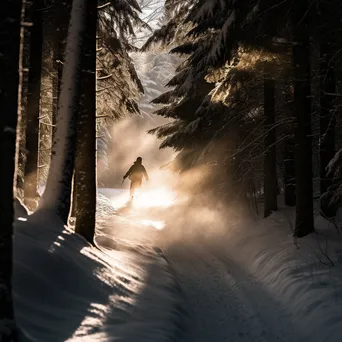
[123,166,133,179]
[143,167,149,181]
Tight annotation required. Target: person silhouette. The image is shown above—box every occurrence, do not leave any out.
[123,157,149,199]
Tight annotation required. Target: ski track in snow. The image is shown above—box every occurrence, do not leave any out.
[165,244,303,342]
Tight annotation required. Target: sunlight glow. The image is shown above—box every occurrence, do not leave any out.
[133,188,176,209]
[141,219,165,230]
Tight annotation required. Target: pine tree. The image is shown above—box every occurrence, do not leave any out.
[39,0,88,223]
[280,80,297,207]
[23,0,44,210]
[263,75,277,217]
[144,0,292,202]
[283,138,296,206]
[0,0,22,339]
[96,0,145,120]
[292,0,315,237]
[50,0,72,133]
[319,41,336,215]
[74,0,98,243]
[318,0,339,215]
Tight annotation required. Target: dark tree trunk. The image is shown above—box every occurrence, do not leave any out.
[0,0,22,340]
[70,173,77,218]
[283,137,296,206]
[292,0,314,237]
[74,0,98,244]
[319,43,336,206]
[17,20,30,201]
[263,77,278,217]
[24,0,44,208]
[52,0,71,137]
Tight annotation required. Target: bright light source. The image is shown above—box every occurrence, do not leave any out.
[141,219,165,230]
[133,188,176,209]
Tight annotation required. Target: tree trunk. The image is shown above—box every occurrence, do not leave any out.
[52,37,66,135]
[283,137,296,206]
[74,0,98,244]
[263,77,278,217]
[70,172,77,218]
[52,46,61,136]
[16,4,31,201]
[0,0,22,340]
[319,41,336,207]
[23,0,44,208]
[39,0,89,224]
[17,60,29,200]
[292,0,314,237]
[51,0,72,137]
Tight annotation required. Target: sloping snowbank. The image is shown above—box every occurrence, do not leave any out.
[224,208,342,342]
[13,195,185,341]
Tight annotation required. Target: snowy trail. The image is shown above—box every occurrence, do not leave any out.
[164,242,306,342]
[95,189,342,342]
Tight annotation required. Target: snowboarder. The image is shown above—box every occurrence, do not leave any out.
[123,157,149,199]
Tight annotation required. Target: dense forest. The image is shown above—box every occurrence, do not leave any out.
[1,0,342,340]
[144,0,342,237]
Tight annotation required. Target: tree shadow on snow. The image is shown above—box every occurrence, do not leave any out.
[97,260,186,342]
[13,208,118,341]
[13,204,184,341]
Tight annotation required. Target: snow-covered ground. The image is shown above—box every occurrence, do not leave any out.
[13,192,185,342]
[14,188,342,341]
[221,210,342,342]
[160,201,342,342]
[99,189,342,342]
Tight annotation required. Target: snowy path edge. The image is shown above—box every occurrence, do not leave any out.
[224,212,342,341]
[154,247,189,342]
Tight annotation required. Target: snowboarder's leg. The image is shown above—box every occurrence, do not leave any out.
[130,181,135,199]
[130,180,142,200]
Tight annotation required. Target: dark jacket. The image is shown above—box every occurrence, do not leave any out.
[124,162,149,182]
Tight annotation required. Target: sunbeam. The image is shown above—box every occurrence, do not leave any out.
[133,188,176,209]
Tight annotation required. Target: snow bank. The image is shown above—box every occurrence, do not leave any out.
[13,193,185,341]
[225,209,342,342]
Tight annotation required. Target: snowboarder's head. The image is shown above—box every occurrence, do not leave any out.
[135,157,142,164]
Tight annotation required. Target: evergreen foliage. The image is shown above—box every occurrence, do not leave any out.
[144,0,342,236]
